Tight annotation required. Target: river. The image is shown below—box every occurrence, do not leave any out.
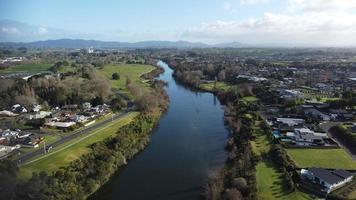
[93,61,228,200]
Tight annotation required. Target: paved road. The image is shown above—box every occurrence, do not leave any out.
[15,110,131,165]
[319,121,356,160]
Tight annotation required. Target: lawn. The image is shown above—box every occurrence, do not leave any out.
[287,149,356,170]
[0,63,52,74]
[98,64,155,95]
[242,96,259,102]
[20,112,139,179]
[199,82,231,92]
[253,126,312,200]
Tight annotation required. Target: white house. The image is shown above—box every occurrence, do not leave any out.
[301,168,353,193]
[12,104,27,113]
[293,128,328,146]
[276,118,305,127]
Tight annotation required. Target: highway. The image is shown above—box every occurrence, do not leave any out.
[15,110,130,165]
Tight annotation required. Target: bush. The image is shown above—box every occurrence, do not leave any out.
[112,72,120,80]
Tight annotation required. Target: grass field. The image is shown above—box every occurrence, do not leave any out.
[20,112,139,179]
[256,161,312,200]
[98,64,155,95]
[253,126,312,200]
[287,149,356,170]
[242,96,259,102]
[0,63,52,74]
[199,82,231,91]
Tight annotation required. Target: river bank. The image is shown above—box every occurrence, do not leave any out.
[91,61,229,200]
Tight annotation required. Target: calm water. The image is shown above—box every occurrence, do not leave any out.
[93,61,228,200]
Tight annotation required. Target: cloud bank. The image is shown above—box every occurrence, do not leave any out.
[183,0,356,46]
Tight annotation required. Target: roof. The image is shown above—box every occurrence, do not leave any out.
[309,168,353,185]
[333,169,353,179]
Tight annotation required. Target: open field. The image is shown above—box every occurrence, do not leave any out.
[200,82,231,91]
[0,63,52,73]
[98,64,155,95]
[287,149,356,170]
[20,112,139,179]
[253,126,312,200]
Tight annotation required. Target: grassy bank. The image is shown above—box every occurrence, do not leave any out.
[20,112,139,179]
[252,126,312,200]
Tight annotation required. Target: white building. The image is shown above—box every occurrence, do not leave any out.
[87,47,94,54]
[301,168,353,193]
[276,118,305,127]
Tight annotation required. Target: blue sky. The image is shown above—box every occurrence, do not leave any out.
[1,0,356,45]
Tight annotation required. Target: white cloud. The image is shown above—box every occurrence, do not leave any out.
[183,12,356,45]
[287,0,356,13]
[37,27,49,35]
[182,0,356,46]
[239,0,269,5]
[223,2,234,11]
[1,27,18,34]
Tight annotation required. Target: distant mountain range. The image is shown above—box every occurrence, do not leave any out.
[0,39,249,49]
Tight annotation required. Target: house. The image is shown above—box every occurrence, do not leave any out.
[82,102,92,110]
[0,144,20,159]
[24,111,52,120]
[276,118,305,127]
[17,134,43,148]
[279,89,304,100]
[301,168,354,193]
[12,104,27,113]
[294,128,327,146]
[45,121,76,129]
[32,104,42,112]
[70,115,88,123]
[236,75,267,82]
[304,108,331,121]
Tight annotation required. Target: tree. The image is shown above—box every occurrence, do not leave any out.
[0,160,18,199]
[112,72,120,80]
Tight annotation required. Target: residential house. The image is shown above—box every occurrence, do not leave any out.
[304,108,331,121]
[12,104,27,113]
[301,168,354,193]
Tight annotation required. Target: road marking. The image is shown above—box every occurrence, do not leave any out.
[22,113,130,166]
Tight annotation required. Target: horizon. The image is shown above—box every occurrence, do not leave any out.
[1,0,356,47]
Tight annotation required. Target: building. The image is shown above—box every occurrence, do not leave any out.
[45,121,76,129]
[87,47,94,54]
[293,128,327,146]
[301,168,354,193]
[0,145,20,159]
[12,104,27,113]
[304,108,331,121]
[276,118,305,127]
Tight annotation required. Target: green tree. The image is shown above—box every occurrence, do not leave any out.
[112,72,120,80]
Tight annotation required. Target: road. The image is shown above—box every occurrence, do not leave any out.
[15,110,131,165]
[319,121,356,160]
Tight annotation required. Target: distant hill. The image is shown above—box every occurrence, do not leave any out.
[0,39,213,49]
[0,39,250,49]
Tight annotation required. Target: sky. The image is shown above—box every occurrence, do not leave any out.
[1,0,356,46]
